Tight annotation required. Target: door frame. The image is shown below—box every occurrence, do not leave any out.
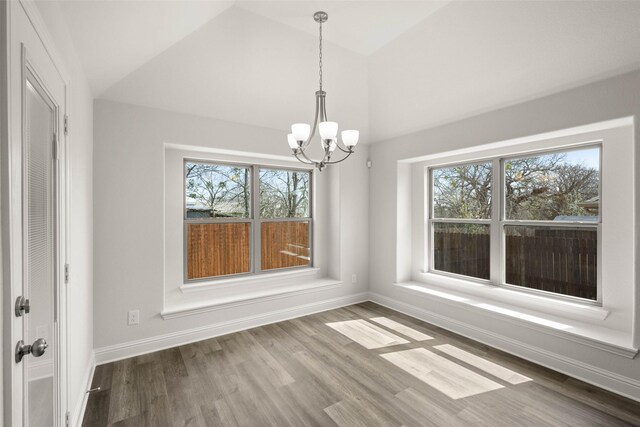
[2,1,71,425]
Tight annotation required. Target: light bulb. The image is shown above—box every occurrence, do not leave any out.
[287,134,298,149]
[291,123,310,142]
[319,121,338,140]
[341,130,359,148]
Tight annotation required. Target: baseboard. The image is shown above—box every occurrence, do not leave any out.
[72,350,95,427]
[368,291,640,402]
[95,292,368,365]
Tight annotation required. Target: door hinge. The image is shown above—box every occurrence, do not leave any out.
[64,114,69,136]
[65,411,70,426]
[64,263,70,284]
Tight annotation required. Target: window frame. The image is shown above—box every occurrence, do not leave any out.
[428,159,493,283]
[183,159,313,282]
[427,143,602,305]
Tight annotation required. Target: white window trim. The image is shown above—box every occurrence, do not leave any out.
[163,277,341,319]
[391,281,636,359]
[179,266,321,293]
[183,159,314,284]
[426,144,602,305]
[406,118,634,330]
[163,144,334,317]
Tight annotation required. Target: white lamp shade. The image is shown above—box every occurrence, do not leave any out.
[319,121,338,140]
[287,133,298,149]
[341,130,359,147]
[328,139,337,152]
[291,123,311,142]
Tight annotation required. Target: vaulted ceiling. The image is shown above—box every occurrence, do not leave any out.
[52,0,640,143]
[57,0,449,96]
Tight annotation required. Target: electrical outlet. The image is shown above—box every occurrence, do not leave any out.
[351,274,357,284]
[128,310,140,326]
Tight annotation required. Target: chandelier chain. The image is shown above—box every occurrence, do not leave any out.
[319,21,323,91]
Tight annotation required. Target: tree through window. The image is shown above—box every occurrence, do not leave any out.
[429,146,600,301]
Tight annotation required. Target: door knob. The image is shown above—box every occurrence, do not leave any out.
[15,338,48,363]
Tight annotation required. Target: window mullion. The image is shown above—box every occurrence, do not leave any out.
[253,165,261,273]
[490,158,502,285]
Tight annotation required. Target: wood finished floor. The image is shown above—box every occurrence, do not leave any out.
[82,302,640,426]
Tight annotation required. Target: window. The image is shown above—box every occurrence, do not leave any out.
[429,146,600,301]
[431,162,492,280]
[259,168,311,271]
[185,161,312,280]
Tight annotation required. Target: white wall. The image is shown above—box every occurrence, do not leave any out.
[33,1,94,424]
[368,70,640,399]
[93,99,369,355]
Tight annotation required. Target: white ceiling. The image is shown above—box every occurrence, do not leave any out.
[235,1,450,56]
[56,0,235,95]
[55,0,449,96]
[98,6,370,144]
[368,0,640,141]
[52,0,640,143]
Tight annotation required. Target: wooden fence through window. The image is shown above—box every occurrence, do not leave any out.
[186,223,251,279]
[261,221,310,271]
[434,228,597,300]
[186,221,310,280]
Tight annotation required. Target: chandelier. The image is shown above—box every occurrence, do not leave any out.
[287,11,359,171]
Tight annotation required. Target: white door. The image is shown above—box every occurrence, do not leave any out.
[4,2,68,426]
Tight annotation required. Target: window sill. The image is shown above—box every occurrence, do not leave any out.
[418,272,609,321]
[180,267,321,293]
[163,277,342,319]
[395,280,637,359]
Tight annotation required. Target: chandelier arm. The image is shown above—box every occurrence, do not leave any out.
[302,93,321,147]
[333,142,353,154]
[297,147,320,166]
[322,98,328,122]
[293,151,315,165]
[323,150,353,165]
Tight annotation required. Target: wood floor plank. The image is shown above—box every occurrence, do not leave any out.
[181,349,226,405]
[304,331,462,427]
[204,349,247,397]
[236,330,295,386]
[381,348,504,399]
[109,415,143,427]
[158,347,188,380]
[280,380,340,427]
[163,374,206,427]
[309,330,409,396]
[435,344,531,384]
[370,317,434,341]
[231,362,294,427]
[81,390,110,427]
[107,358,140,424]
[91,364,114,392]
[137,362,172,427]
[395,388,466,427]
[200,397,240,427]
[241,360,312,427]
[326,319,410,349]
[324,397,400,427]
[82,303,640,427]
